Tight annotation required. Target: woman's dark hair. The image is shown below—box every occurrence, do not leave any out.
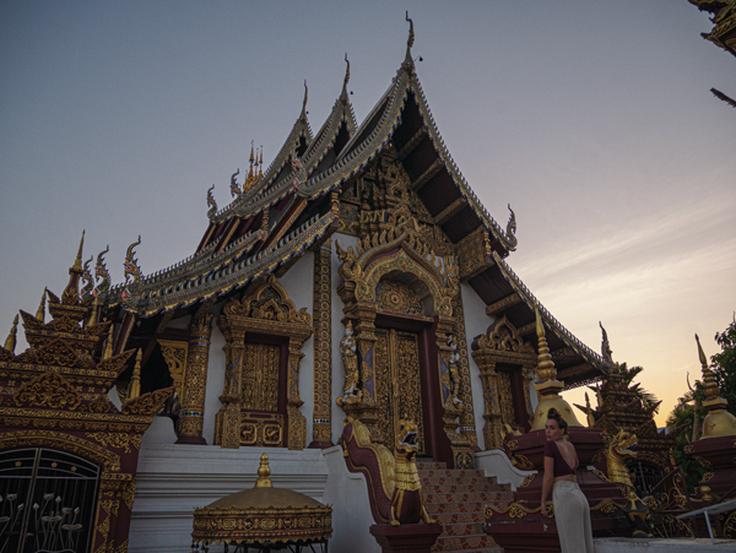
[547,408,568,433]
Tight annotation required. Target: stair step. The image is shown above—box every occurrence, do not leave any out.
[433,533,498,551]
[424,490,512,505]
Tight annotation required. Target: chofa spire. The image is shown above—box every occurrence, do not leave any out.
[404,10,415,62]
[599,321,614,364]
[300,79,308,119]
[341,53,351,100]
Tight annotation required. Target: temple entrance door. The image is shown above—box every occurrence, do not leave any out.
[373,321,447,460]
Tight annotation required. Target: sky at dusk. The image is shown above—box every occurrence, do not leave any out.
[1,1,734,426]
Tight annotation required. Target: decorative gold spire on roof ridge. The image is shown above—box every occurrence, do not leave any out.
[258,146,263,178]
[62,230,85,305]
[103,324,114,360]
[244,140,256,192]
[129,348,142,400]
[4,314,19,353]
[87,294,100,327]
[35,288,47,322]
[255,452,273,488]
[695,332,736,438]
[530,308,582,430]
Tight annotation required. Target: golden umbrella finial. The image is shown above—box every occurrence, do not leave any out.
[129,348,142,399]
[255,453,273,488]
[35,288,47,322]
[4,314,19,353]
[695,333,736,438]
[530,308,581,430]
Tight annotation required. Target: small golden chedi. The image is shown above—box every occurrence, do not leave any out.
[191,453,332,551]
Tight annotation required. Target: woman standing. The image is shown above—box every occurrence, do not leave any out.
[540,408,595,552]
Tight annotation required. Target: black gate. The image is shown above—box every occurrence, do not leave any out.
[0,448,100,553]
[626,459,665,498]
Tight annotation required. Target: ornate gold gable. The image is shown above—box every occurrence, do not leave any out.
[335,156,475,467]
[0,234,172,553]
[472,316,536,449]
[215,275,312,450]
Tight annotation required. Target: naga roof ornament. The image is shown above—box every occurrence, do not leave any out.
[206,185,217,219]
[81,255,94,298]
[230,168,241,198]
[95,245,111,295]
[123,235,142,286]
[505,204,517,251]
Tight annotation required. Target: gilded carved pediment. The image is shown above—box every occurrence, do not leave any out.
[122,386,175,417]
[473,316,533,355]
[224,275,311,328]
[13,369,81,410]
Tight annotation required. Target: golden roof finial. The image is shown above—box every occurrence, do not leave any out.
[4,314,19,353]
[530,307,581,430]
[103,324,114,360]
[35,288,47,322]
[129,348,142,399]
[62,230,85,304]
[695,333,736,438]
[255,453,273,488]
[258,146,264,178]
[535,308,556,382]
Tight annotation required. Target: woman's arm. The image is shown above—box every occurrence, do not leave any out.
[541,456,554,515]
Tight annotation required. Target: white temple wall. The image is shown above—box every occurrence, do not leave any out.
[330,233,358,444]
[203,318,226,445]
[322,445,379,553]
[278,251,315,446]
[461,281,494,450]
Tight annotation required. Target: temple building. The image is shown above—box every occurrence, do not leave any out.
[0,21,612,553]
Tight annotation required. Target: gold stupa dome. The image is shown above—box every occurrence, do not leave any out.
[191,453,332,548]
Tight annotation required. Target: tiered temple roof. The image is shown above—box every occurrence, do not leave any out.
[92,24,607,388]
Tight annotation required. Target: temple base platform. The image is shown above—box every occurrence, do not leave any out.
[594,537,736,552]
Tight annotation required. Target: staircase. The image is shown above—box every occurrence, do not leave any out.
[418,461,512,553]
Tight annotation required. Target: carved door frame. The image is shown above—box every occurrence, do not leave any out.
[215,276,312,450]
[472,316,536,450]
[336,221,474,466]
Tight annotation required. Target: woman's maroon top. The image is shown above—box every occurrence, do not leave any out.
[544,439,576,477]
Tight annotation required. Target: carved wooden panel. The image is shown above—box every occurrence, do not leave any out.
[374,328,425,455]
[242,342,280,412]
[240,342,284,447]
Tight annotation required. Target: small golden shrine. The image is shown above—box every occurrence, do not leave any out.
[191,453,332,552]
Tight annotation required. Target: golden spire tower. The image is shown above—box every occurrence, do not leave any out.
[256,453,273,488]
[61,230,85,305]
[129,348,142,399]
[695,333,736,438]
[4,314,19,353]
[35,288,47,322]
[530,308,582,430]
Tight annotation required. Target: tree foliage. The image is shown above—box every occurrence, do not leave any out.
[712,315,736,416]
[665,314,736,491]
